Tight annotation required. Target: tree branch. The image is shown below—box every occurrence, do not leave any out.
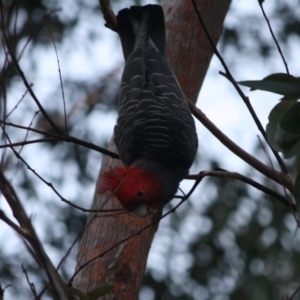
[190,0,289,174]
[187,98,295,194]
[99,0,117,32]
[0,171,69,300]
[0,2,61,134]
[0,120,119,159]
[1,127,122,213]
[258,1,289,74]
[188,169,296,210]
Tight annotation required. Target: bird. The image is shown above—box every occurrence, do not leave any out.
[99,4,198,217]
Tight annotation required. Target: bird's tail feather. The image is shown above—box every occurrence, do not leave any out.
[117,4,166,60]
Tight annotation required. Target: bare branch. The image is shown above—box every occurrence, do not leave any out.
[187,98,294,193]
[36,216,96,299]
[1,130,123,213]
[99,0,118,32]
[17,9,61,61]
[0,171,68,300]
[0,210,24,234]
[0,120,119,159]
[47,26,68,134]
[188,169,296,211]
[258,1,290,74]
[0,137,70,148]
[6,87,30,118]
[18,111,40,156]
[190,0,288,174]
[257,135,274,170]
[0,2,61,134]
[22,265,38,298]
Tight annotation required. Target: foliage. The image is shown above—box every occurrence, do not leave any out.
[239,72,300,219]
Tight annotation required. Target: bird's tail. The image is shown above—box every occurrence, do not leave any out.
[117,4,166,61]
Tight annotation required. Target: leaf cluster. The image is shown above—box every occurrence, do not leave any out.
[240,73,300,206]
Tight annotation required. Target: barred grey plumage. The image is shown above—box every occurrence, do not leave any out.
[111,4,198,213]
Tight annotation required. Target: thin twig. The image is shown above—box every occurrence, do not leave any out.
[187,169,295,210]
[22,265,38,298]
[47,26,68,134]
[6,86,30,118]
[0,137,64,147]
[0,120,119,159]
[258,1,289,74]
[0,210,23,234]
[12,0,20,46]
[17,9,61,61]
[70,167,215,283]
[186,98,294,193]
[257,135,274,170]
[0,171,68,300]
[1,127,122,213]
[36,214,92,299]
[190,0,288,174]
[69,199,185,283]
[0,2,61,134]
[18,111,39,156]
[52,160,295,283]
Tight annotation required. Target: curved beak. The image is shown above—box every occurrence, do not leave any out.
[131,204,157,217]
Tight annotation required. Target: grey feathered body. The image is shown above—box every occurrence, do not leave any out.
[115,5,198,205]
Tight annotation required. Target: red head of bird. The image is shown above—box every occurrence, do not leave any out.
[99,165,163,217]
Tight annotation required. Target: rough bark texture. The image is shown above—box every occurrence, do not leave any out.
[163,0,230,103]
[73,0,230,299]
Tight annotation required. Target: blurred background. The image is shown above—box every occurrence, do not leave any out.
[1,0,300,299]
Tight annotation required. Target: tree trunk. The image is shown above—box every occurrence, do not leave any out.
[73,0,230,299]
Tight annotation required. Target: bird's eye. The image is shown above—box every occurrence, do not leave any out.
[137,190,145,199]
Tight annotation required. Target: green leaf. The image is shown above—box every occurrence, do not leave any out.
[266,100,300,158]
[279,102,300,135]
[238,73,300,97]
[69,287,90,300]
[86,285,113,299]
[276,126,300,158]
[263,73,300,84]
[266,101,293,151]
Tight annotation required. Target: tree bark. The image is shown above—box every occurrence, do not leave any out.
[73,0,230,299]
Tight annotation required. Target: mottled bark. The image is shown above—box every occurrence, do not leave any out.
[73,0,230,299]
[163,0,230,103]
